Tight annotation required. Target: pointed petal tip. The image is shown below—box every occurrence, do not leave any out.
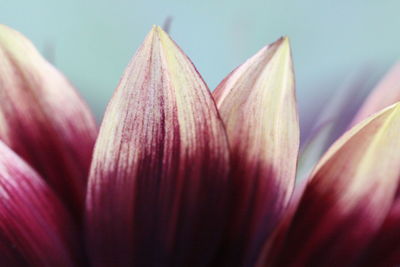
[274,36,292,59]
[273,99,400,266]
[150,24,162,35]
[143,24,174,52]
[269,36,291,53]
[152,24,163,31]
[278,35,290,45]
[149,24,169,37]
[86,21,230,265]
[0,24,97,218]
[211,33,298,265]
[315,100,400,173]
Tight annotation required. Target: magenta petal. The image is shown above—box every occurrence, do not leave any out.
[0,25,97,217]
[358,199,400,265]
[212,37,299,265]
[256,180,308,266]
[273,103,400,266]
[0,141,80,266]
[86,26,231,266]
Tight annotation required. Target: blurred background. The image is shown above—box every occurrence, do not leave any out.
[1,0,399,134]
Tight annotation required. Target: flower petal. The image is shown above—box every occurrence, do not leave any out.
[0,25,97,217]
[255,179,308,267]
[212,37,299,265]
[86,26,230,266]
[0,141,81,266]
[273,103,400,266]
[357,198,400,265]
[298,72,372,181]
[351,62,400,126]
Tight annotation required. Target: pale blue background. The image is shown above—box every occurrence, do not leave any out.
[1,0,399,127]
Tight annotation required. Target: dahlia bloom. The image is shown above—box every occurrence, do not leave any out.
[0,24,399,267]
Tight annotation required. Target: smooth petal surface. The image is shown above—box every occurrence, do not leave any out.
[212,37,299,266]
[358,197,400,265]
[351,62,400,126]
[273,103,400,266]
[86,26,231,266]
[0,141,80,266]
[255,179,308,267]
[0,25,97,217]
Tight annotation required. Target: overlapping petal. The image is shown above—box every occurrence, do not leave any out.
[272,102,400,266]
[0,25,97,217]
[3,21,399,267]
[0,141,80,266]
[255,179,308,267]
[351,62,400,126]
[212,37,299,265]
[86,26,231,266]
[298,72,372,181]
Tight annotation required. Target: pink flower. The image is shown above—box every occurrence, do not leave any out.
[0,24,399,267]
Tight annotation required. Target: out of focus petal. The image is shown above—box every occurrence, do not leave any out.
[0,25,97,217]
[297,120,334,182]
[86,26,230,266]
[357,199,400,266]
[273,103,400,266]
[351,62,400,126]
[212,37,299,266]
[0,141,81,266]
[298,71,373,181]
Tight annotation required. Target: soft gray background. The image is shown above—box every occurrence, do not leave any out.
[1,0,399,127]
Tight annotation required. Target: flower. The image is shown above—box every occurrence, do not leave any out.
[0,24,399,267]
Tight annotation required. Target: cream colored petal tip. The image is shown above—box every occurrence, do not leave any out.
[272,102,400,266]
[86,26,230,265]
[211,36,299,265]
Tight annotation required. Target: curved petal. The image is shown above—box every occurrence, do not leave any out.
[0,25,97,217]
[212,37,299,265]
[86,26,231,266]
[0,141,81,266]
[351,62,400,126]
[298,71,373,181]
[273,103,400,266]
